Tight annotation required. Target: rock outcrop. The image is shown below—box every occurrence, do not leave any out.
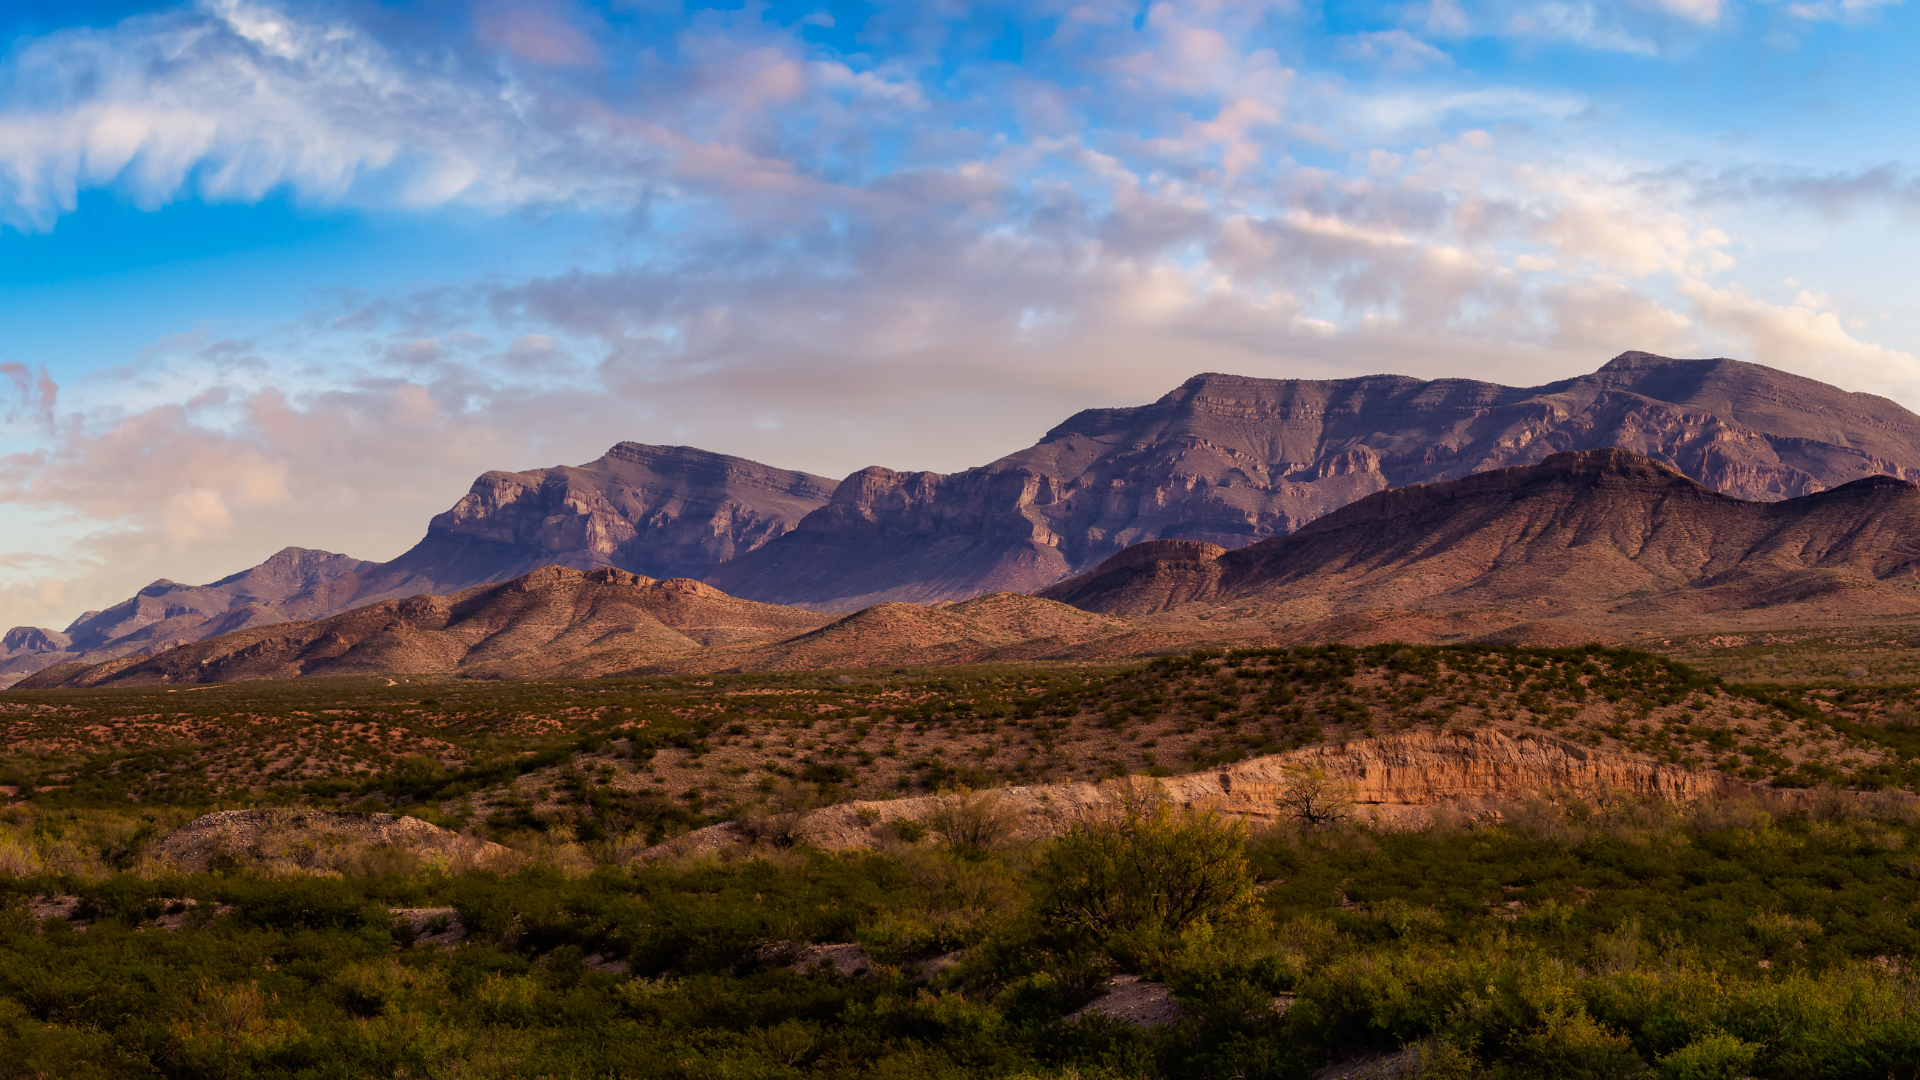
[1173,728,1749,824]
[665,729,1770,857]
[1041,447,1920,628]
[155,809,510,873]
[710,353,1920,608]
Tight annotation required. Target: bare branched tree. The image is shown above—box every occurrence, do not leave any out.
[1275,766,1354,830]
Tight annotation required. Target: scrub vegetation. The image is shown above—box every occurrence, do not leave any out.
[4,788,1920,1078]
[2,645,1920,1077]
[4,644,1919,830]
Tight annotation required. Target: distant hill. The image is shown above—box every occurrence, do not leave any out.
[1039,448,1920,632]
[15,569,1143,688]
[0,547,371,686]
[19,567,839,688]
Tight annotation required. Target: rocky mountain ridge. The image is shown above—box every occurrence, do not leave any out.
[1040,447,1920,632]
[708,352,1920,608]
[266,442,838,620]
[27,447,1920,689]
[0,445,837,687]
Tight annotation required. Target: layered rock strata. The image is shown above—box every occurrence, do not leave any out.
[647,730,1773,857]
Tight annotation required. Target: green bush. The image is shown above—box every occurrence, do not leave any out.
[1034,782,1257,941]
[1658,1032,1760,1080]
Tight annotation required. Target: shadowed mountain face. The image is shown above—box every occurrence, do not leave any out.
[1039,448,1920,625]
[271,443,838,620]
[708,353,1920,609]
[0,547,372,687]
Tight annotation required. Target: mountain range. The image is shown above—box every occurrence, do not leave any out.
[1038,447,1920,631]
[22,443,1920,689]
[8,351,1920,686]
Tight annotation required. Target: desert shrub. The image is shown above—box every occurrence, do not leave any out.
[734,780,824,847]
[0,999,131,1080]
[1035,781,1257,941]
[926,790,1025,857]
[1657,1032,1759,1080]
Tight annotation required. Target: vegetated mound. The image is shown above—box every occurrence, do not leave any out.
[624,576,838,646]
[708,352,1920,609]
[1042,448,1920,633]
[156,809,509,873]
[20,567,835,689]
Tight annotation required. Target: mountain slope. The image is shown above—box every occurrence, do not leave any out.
[0,547,373,687]
[706,352,1920,610]
[1040,448,1920,627]
[661,592,1131,673]
[21,567,839,689]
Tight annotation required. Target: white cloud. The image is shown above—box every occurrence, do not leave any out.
[1680,280,1920,398]
[0,0,1915,629]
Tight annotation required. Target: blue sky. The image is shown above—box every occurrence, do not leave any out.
[3,0,1920,628]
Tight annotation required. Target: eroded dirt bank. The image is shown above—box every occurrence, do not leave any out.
[646,728,1846,858]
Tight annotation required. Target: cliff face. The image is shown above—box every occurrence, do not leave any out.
[275,443,838,619]
[710,353,1920,609]
[1040,447,1920,625]
[425,442,836,580]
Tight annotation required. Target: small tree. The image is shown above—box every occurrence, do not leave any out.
[1275,765,1353,830]
[1036,781,1257,938]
